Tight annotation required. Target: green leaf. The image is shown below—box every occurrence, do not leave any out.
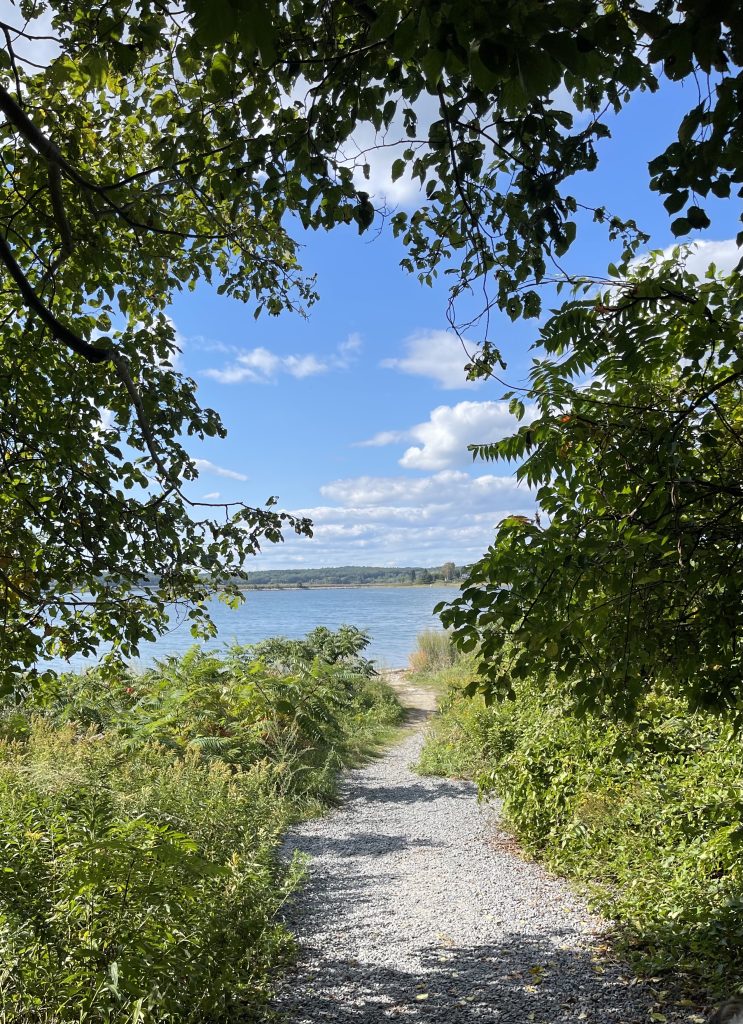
[686,205,711,229]
[209,52,232,94]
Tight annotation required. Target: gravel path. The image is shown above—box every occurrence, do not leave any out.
[273,679,699,1024]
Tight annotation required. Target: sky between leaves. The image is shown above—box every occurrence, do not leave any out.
[12,2,733,575]
[166,72,740,571]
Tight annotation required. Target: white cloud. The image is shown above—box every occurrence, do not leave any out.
[320,469,531,510]
[359,401,533,471]
[282,353,327,378]
[672,238,741,279]
[201,491,221,500]
[323,91,439,206]
[336,332,362,366]
[204,334,361,384]
[192,459,248,482]
[382,330,477,389]
[263,406,537,566]
[634,238,742,281]
[254,469,536,569]
[204,346,318,384]
[358,429,407,448]
[97,407,115,433]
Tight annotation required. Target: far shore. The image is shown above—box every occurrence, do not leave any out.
[238,581,461,591]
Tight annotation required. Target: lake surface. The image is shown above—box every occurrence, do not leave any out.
[48,586,456,673]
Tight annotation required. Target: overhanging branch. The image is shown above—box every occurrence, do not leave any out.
[0,84,80,181]
[47,163,73,257]
[109,350,177,486]
[0,233,110,362]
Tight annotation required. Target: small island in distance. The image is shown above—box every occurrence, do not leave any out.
[241,563,463,589]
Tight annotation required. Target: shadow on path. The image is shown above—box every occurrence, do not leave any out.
[344,780,473,806]
[399,706,434,728]
[277,931,682,1024]
[296,832,444,859]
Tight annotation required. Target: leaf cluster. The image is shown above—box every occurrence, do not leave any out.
[442,254,743,719]
[1,0,742,675]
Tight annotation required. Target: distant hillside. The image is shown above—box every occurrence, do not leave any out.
[241,564,463,588]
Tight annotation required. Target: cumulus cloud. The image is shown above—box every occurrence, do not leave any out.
[320,469,531,510]
[204,333,361,384]
[671,238,742,279]
[359,429,407,448]
[255,404,537,567]
[633,238,742,282]
[327,91,439,206]
[254,469,536,569]
[335,88,586,208]
[192,459,248,482]
[381,330,477,389]
[204,347,325,384]
[359,401,533,471]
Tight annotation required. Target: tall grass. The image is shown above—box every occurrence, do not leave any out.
[0,628,403,1023]
[413,658,489,778]
[407,630,460,674]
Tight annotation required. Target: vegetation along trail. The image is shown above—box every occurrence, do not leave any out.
[274,674,697,1024]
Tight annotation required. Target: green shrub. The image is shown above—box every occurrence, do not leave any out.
[0,628,404,1022]
[415,660,491,778]
[419,670,743,993]
[0,722,299,1023]
[249,625,376,677]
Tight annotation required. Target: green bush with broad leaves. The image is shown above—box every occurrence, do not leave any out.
[415,659,490,780]
[416,663,743,993]
[0,628,403,1023]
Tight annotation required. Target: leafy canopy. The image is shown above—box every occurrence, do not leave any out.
[441,254,743,719]
[0,0,741,681]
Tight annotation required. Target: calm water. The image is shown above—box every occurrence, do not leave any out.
[48,586,456,673]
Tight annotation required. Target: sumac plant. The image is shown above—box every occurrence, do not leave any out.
[442,253,743,721]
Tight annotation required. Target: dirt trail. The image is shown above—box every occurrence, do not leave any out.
[380,668,438,727]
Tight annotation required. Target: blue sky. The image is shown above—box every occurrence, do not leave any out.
[171,78,740,570]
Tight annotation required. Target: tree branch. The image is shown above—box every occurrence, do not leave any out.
[109,350,178,487]
[1,27,23,106]
[0,83,76,177]
[0,233,110,362]
[47,163,73,257]
[0,84,232,242]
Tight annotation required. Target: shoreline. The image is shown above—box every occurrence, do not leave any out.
[238,582,461,591]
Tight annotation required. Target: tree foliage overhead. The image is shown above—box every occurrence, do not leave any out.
[0,0,741,682]
[441,254,743,719]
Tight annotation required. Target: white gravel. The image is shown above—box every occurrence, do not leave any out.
[273,705,697,1024]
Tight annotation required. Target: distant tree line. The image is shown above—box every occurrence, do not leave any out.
[242,564,463,588]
